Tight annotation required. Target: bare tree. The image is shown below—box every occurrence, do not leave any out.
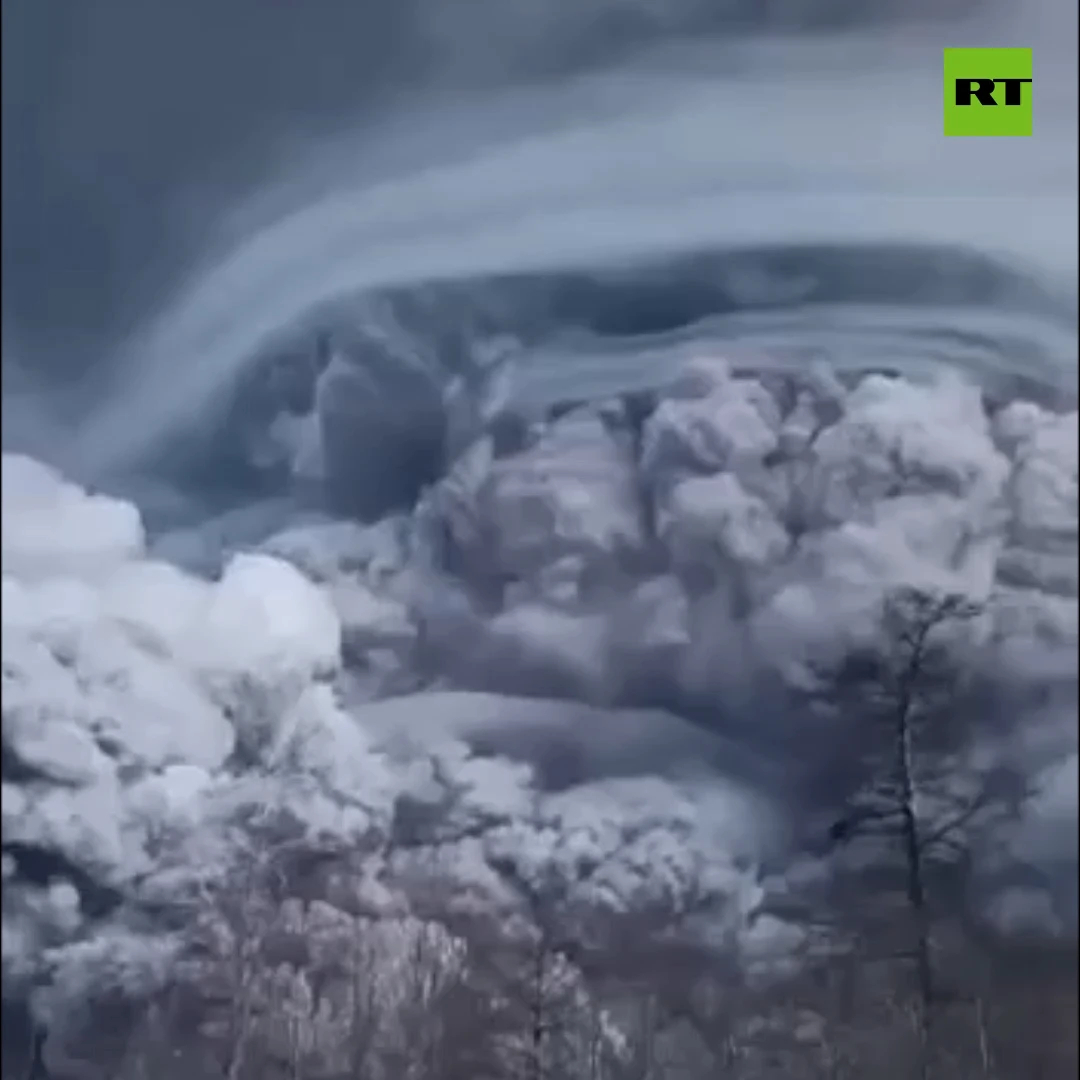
[811,586,1009,1078]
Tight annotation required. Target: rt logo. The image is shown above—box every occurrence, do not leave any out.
[943,48,1032,136]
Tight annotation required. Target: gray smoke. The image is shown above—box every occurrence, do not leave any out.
[1,0,1076,1074]
[2,359,1076,1041]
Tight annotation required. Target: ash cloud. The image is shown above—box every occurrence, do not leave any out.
[2,1,1077,1072]
[2,357,1076,1074]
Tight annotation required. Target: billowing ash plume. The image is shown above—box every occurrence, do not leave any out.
[2,354,1076,1073]
[2,2,1076,1075]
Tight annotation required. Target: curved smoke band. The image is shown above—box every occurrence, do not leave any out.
[4,0,1076,501]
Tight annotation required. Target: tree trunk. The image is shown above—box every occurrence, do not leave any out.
[896,683,933,1080]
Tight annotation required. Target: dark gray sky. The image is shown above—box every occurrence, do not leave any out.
[0,0,719,366]
[1,0,428,369]
[0,0,984,373]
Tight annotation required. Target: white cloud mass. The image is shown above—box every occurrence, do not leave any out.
[2,361,1076,1035]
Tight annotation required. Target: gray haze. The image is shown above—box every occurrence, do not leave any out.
[2,0,421,366]
[6,0,1075,491]
[0,0,1022,374]
[0,7,1076,1073]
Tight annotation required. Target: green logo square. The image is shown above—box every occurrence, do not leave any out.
[943,48,1032,137]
